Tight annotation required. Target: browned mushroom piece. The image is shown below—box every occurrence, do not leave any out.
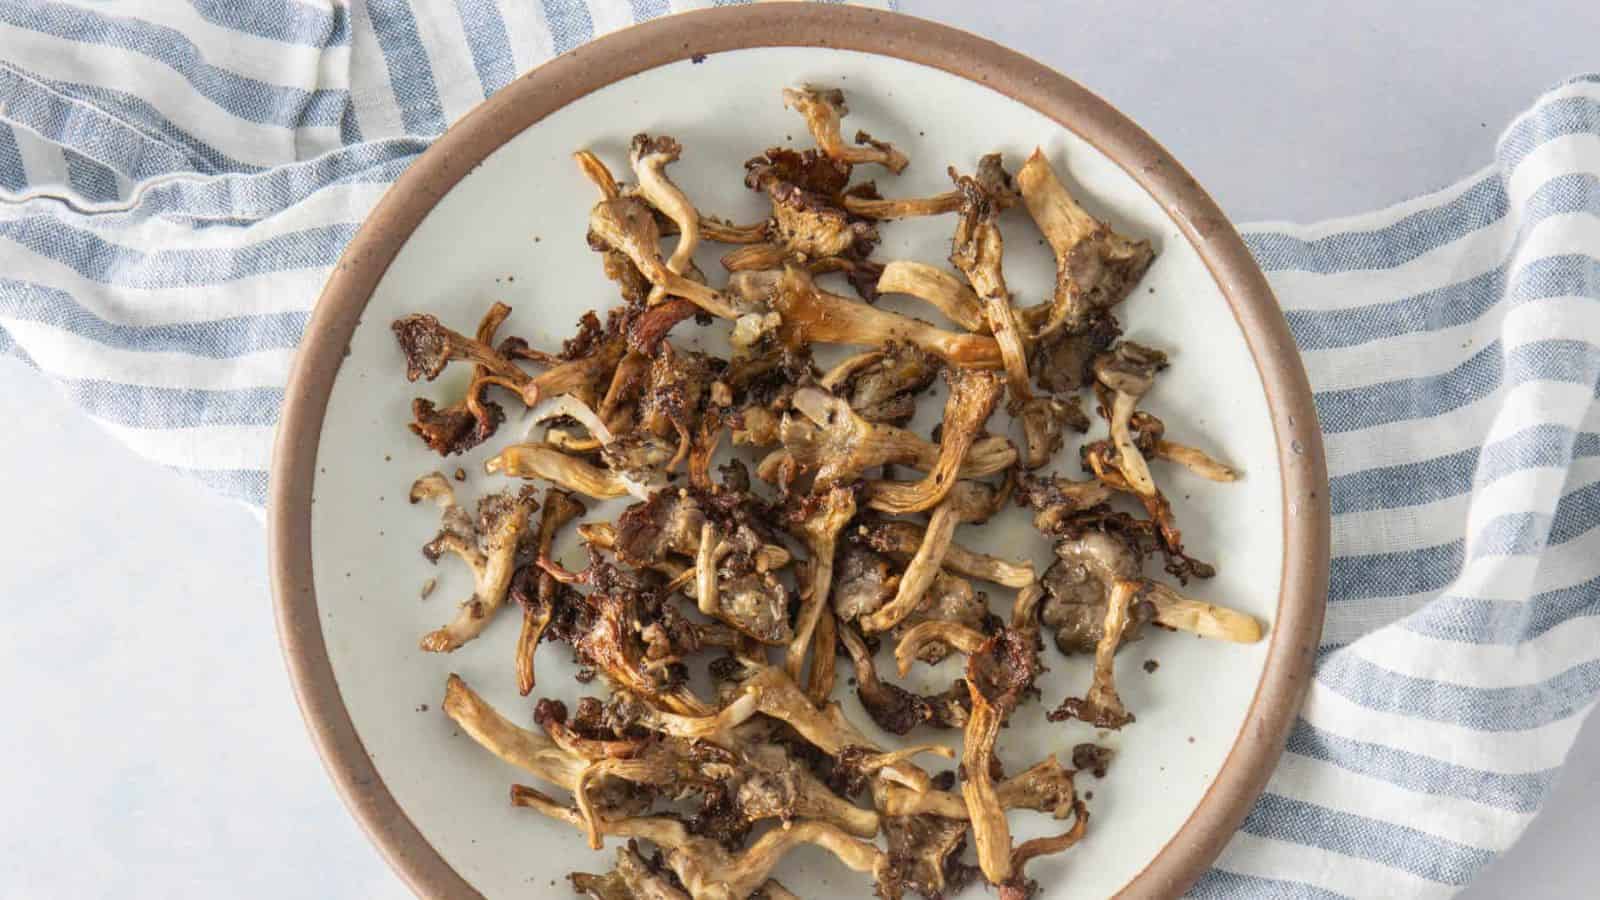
[485,442,634,500]
[820,343,940,427]
[403,302,513,455]
[515,786,890,900]
[1049,579,1142,729]
[782,484,858,683]
[844,151,1013,222]
[863,370,1005,515]
[769,267,1005,369]
[960,627,1044,887]
[874,260,988,333]
[1038,529,1153,655]
[1015,472,1117,536]
[893,618,990,676]
[881,813,981,899]
[782,85,909,173]
[515,488,587,695]
[1016,393,1090,470]
[697,215,771,244]
[627,134,701,305]
[877,755,1077,820]
[1128,410,1243,482]
[1027,310,1122,393]
[780,386,1016,488]
[745,148,876,262]
[571,843,691,900]
[577,150,745,320]
[856,518,1035,589]
[393,312,539,404]
[859,481,1004,634]
[838,620,970,735]
[1093,340,1169,496]
[1016,147,1155,337]
[949,163,1033,408]
[411,476,538,653]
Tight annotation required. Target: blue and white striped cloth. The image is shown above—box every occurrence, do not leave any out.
[1,3,1596,897]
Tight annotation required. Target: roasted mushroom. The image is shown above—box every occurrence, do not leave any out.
[858,482,1004,634]
[864,370,1005,515]
[1016,147,1155,337]
[515,488,586,694]
[857,518,1035,589]
[783,85,909,173]
[411,475,537,653]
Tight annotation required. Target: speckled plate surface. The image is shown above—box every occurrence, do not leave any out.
[270,6,1328,899]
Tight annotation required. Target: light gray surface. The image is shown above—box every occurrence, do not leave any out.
[3,2,1597,897]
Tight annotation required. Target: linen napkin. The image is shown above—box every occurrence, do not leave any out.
[1,2,1596,896]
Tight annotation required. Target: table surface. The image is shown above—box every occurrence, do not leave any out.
[5,2,1597,897]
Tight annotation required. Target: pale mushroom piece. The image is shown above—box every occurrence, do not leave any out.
[862,369,1005,515]
[783,484,857,684]
[442,674,587,791]
[894,620,990,677]
[1146,582,1263,642]
[859,481,1003,634]
[842,151,1015,221]
[875,260,988,332]
[485,442,632,500]
[571,843,692,900]
[950,162,1034,407]
[782,85,909,173]
[697,215,770,244]
[720,242,788,272]
[858,518,1035,588]
[1093,341,1168,497]
[770,266,1005,369]
[628,134,700,305]
[1016,147,1155,336]
[1154,438,1242,482]
[576,150,746,320]
[412,478,536,653]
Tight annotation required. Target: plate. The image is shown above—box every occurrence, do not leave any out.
[270,6,1328,899]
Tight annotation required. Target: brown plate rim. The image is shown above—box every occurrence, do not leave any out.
[268,5,1330,898]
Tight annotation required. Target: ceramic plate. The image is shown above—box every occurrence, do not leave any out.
[271,7,1328,899]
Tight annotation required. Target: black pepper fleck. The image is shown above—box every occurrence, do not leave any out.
[690,52,707,64]
[1143,659,1160,674]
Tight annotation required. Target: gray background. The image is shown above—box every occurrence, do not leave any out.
[2,1,1596,897]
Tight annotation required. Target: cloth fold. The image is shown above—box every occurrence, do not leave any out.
[1,2,1596,897]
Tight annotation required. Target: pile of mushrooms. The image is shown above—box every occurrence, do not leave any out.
[393,84,1262,900]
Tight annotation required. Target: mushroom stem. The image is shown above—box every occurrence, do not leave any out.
[698,216,771,244]
[785,486,857,684]
[783,387,1015,488]
[783,85,909,173]
[771,267,1004,369]
[443,675,586,790]
[695,523,726,618]
[875,261,987,332]
[859,519,1035,588]
[962,684,1012,884]
[628,134,699,303]
[1049,579,1139,729]
[1108,390,1157,496]
[844,190,962,220]
[864,371,1005,515]
[1145,582,1263,642]
[485,443,632,499]
[858,497,964,634]
[894,621,990,677]
[1153,439,1241,482]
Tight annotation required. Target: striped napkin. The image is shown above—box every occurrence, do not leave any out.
[1,3,1596,897]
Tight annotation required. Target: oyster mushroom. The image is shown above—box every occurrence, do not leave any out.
[571,843,690,900]
[875,260,987,332]
[863,369,1005,515]
[577,150,745,319]
[628,134,700,304]
[769,267,1005,369]
[842,152,1015,221]
[1093,341,1168,496]
[877,755,1077,820]
[404,302,512,455]
[1016,147,1155,336]
[960,627,1046,887]
[820,343,940,427]
[485,442,633,500]
[859,481,1004,633]
[782,85,909,173]
[410,476,537,653]
[1016,393,1090,469]
[893,620,989,677]
[838,621,970,735]
[783,484,858,684]
[857,519,1035,589]
[1049,579,1142,729]
[780,386,1016,488]
[949,162,1033,408]
[515,488,587,695]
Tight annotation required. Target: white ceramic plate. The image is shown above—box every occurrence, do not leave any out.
[273,9,1327,900]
